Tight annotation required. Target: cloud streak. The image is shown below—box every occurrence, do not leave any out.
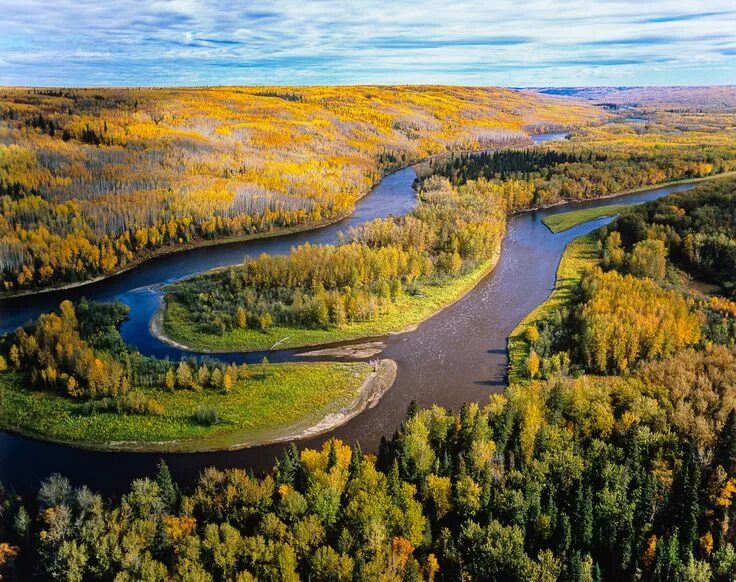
[0,0,734,86]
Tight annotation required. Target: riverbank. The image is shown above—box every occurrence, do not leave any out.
[507,232,600,382]
[0,360,393,452]
[157,241,504,353]
[266,359,397,445]
[516,170,736,219]
[0,211,357,301]
[542,204,632,233]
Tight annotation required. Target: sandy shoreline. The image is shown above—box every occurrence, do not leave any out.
[150,301,200,352]
[262,359,397,446]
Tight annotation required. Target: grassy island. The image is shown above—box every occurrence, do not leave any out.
[0,299,383,451]
[0,362,373,451]
[161,255,499,352]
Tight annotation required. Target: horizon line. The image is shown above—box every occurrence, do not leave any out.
[2,83,736,90]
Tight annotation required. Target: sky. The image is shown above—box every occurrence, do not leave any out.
[0,0,735,87]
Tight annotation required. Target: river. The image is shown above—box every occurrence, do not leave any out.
[0,132,701,496]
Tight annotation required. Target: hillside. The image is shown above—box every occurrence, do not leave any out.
[0,86,602,294]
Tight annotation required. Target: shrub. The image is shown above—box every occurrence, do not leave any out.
[526,351,540,379]
[193,405,220,426]
[120,391,164,416]
[259,312,273,330]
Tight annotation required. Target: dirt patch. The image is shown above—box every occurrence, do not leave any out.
[298,341,386,359]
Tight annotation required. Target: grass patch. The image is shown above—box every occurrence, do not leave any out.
[507,232,600,383]
[542,204,632,233]
[163,254,499,352]
[540,170,736,234]
[0,362,371,451]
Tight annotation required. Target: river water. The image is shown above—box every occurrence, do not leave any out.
[0,133,700,496]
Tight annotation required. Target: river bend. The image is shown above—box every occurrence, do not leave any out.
[0,132,700,495]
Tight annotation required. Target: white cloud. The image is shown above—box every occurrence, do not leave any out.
[0,0,734,85]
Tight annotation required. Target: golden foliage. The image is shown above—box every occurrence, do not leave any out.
[580,268,702,373]
[0,86,601,291]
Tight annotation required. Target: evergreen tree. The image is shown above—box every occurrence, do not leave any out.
[715,409,736,475]
[681,459,701,556]
[349,441,363,479]
[155,460,178,512]
[326,440,338,472]
[275,443,302,487]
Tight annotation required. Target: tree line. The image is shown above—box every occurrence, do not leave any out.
[422,117,736,211]
[429,148,603,186]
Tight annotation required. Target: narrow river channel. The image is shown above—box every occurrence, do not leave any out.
[0,132,701,496]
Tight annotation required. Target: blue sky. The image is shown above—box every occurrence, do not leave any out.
[0,0,734,86]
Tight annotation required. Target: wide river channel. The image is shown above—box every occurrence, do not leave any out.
[0,132,702,496]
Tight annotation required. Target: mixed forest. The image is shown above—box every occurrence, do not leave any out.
[2,341,736,579]
[519,177,736,381]
[2,154,735,582]
[0,86,599,294]
[2,89,736,580]
[162,111,736,352]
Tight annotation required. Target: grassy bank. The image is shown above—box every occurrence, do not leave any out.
[0,362,372,451]
[542,204,632,233]
[539,171,736,234]
[162,253,499,352]
[507,232,600,383]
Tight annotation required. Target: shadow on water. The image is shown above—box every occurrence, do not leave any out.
[0,135,705,496]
